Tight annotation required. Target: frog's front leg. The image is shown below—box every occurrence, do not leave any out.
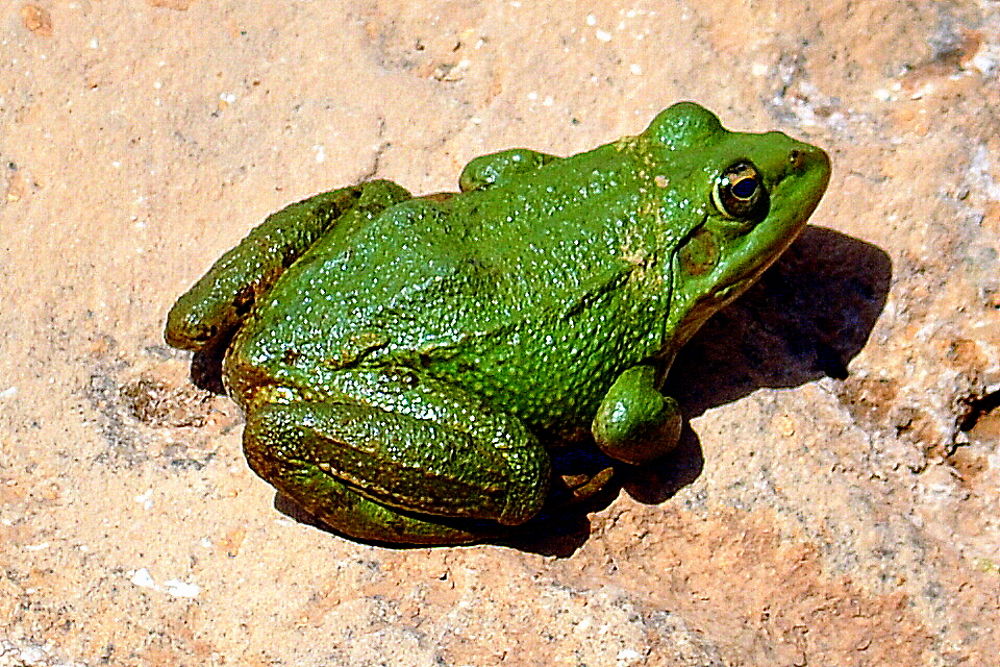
[243,370,551,545]
[165,180,410,352]
[459,148,558,192]
[591,365,682,465]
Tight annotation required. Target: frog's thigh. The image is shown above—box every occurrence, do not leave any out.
[458,148,558,192]
[243,378,550,543]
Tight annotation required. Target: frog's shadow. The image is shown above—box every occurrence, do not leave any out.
[191,226,892,555]
[508,225,892,556]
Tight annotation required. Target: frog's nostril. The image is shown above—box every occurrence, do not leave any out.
[789,149,804,170]
[788,146,831,175]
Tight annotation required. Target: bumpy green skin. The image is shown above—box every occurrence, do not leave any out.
[165,103,830,544]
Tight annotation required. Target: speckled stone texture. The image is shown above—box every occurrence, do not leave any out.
[1,2,998,666]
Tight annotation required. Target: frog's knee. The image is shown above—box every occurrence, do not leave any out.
[164,294,225,351]
[241,399,301,475]
[495,444,552,526]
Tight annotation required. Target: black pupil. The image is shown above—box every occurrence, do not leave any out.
[731,177,757,199]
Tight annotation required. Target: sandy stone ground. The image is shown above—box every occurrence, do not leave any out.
[2,1,999,665]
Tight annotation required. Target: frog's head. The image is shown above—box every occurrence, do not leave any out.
[643,102,831,349]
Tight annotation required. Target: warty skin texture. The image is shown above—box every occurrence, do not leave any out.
[166,102,830,544]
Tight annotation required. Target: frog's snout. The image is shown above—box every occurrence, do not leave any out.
[774,141,831,207]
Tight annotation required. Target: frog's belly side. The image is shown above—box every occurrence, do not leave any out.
[421,291,664,433]
[224,272,662,433]
[227,309,647,442]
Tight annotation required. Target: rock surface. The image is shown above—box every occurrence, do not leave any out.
[2,1,998,665]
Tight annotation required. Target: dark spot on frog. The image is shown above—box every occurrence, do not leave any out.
[395,370,420,389]
[678,228,720,276]
[233,286,255,317]
[417,191,457,204]
[788,149,805,170]
[281,348,302,365]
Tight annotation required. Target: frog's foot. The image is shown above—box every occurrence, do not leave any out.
[458,148,558,192]
[592,365,682,465]
[564,466,616,499]
[165,180,411,353]
[242,372,551,545]
[552,466,616,507]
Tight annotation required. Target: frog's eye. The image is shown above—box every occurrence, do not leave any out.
[712,161,766,220]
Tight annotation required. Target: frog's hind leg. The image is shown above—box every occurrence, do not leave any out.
[257,451,498,545]
[165,180,411,352]
[242,373,551,545]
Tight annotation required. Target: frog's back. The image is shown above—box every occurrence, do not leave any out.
[226,144,671,423]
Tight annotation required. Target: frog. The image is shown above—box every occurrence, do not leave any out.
[165,102,830,545]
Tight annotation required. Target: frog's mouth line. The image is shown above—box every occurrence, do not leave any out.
[665,258,738,350]
[665,211,808,353]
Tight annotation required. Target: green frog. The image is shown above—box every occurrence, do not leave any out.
[165,102,830,544]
